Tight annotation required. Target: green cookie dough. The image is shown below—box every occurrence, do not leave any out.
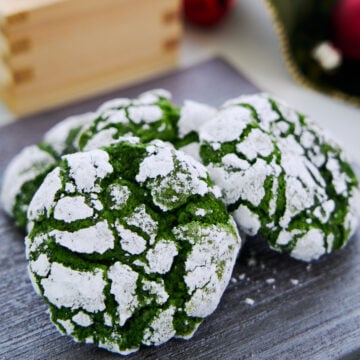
[199,93,360,261]
[0,112,96,229]
[25,140,241,355]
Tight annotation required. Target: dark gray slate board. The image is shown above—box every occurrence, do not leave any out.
[0,58,359,360]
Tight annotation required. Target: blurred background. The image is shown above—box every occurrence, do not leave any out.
[0,0,359,158]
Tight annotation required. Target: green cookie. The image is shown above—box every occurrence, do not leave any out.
[26,140,241,355]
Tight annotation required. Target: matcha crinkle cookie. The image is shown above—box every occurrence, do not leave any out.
[1,144,57,229]
[25,140,241,355]
[1,89,215,231]
[0,112,96,229]
[77,89,179,151]
[77,89,216,159]
[199,93,360,262]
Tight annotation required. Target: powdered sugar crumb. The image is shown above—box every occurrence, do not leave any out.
[244,298,255,306]
[265,278,275,285]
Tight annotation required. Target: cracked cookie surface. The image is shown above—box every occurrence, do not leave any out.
[25,140,241,355]
[1,90,215,231]
[1,112,96,229]
[199,94,360,261]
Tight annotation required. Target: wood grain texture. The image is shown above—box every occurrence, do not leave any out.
[1,0,182,115]
[0,58,359,360]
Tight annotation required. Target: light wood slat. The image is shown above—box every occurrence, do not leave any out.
[6,14,181,90]
[1,0,179,32]
[0,0,181,115]
[4,50,178,115]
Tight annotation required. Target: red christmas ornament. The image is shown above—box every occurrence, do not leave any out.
[332,0,360,60]
[183,0,234,26]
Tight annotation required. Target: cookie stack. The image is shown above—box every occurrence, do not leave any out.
[1,89,359,355]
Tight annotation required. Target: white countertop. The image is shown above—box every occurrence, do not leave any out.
[1,0,359,162]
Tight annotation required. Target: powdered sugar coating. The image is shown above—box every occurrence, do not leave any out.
[26,140,242,354]
[82,128,118,151]
[1,144,56,225]
[177,100,216,139]
[200,93,359,261]
[116,223,147,255]
[54,196,93,222]
[232,205,261,236]
[200,106,252,143]
[136,141,214,211]
[290,229,326,261]
[173,220,240,318]
[137,89,171,104]
[179,142,202,163]
[222,93,278,131]
[108,262,139,326]
[30,254,50,277]
[109,184,131,209]
[50,221,114,254]
[41,262,106,312]
[28,167,62,222]
[145,239,178,274]
[142,306,176,346]
[97,98,131,113]
[128,105,163,124]
[43,112,97,155]
[124,205,158,245]
[235,128,274,160]
[72,311,94,327]
[77,89,179,153]
[65,150,113,193]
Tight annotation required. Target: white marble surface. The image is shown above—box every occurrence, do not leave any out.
[1,0,359,162]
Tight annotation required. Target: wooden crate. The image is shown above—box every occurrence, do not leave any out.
[0,0,182,116]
